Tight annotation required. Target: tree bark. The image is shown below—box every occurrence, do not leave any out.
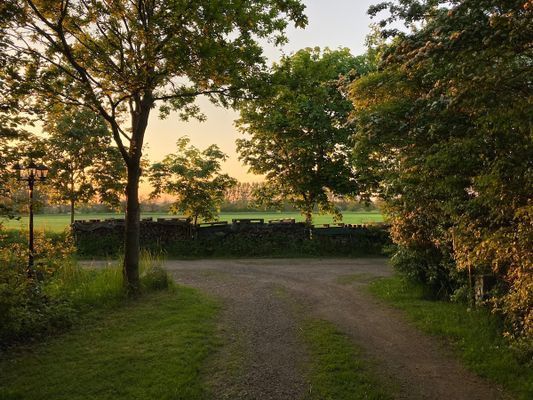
[304,210,312,226]
[123,161,141,294]
[303,193,313,226]
[122,94,152,295]
[70,177,75,225]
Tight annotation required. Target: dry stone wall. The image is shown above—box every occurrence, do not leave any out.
[72,218,391,257]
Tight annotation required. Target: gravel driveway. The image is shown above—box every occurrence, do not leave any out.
[83,257,506,399]
[164,258,506,400]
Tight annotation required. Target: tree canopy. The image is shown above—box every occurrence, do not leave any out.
[42,107,126,224]
[149,137,236,225]
[350,0,532,349]
[236,47,372,224]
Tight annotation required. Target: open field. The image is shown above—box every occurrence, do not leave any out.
[2,211,384,233]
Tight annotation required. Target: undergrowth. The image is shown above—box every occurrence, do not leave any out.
[0,228,170,349]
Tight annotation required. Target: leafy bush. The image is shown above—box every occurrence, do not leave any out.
[349,0,532,348]
[0,230,76,346]
[391,245,466,300]
[0,231,171,349]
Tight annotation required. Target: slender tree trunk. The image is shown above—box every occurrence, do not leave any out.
[304,208,313,240]
[124,161,141,294]
[304,210,312,226]
[70,199,75,225]
[122,94,152,295]
[70,177,75,225]
[302,194,313,226]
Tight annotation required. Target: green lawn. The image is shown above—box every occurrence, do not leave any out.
[369,276,533,400]
[3,211,384,232]
[0,288,220,400]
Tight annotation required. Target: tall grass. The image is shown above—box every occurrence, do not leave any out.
[47,251,169,311]
[1,249,170,348]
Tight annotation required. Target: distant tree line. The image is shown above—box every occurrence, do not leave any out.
[23,181,380,216]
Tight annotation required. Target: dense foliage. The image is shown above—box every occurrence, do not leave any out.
[350,0,532,350]
[0,228,170,348]
[43,107,126,223]
[237,48,372,224]
[0,230,76,345]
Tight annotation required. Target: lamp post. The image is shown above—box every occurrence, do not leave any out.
[13,161,49,275]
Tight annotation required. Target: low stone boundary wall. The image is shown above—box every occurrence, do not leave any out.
[72,218,191,244]
[72,218,391,257]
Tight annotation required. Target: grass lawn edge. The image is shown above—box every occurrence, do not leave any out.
[368,275,533,400]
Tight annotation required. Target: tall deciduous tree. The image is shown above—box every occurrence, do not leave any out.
[3,0,306,293]
[351,0,532,347]
[149,137,236,225]
[43,107,126,224]
[236,47,371,224]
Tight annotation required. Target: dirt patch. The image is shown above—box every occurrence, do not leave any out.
[172,262,309,400]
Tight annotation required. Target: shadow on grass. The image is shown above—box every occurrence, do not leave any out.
[0,287,220,400]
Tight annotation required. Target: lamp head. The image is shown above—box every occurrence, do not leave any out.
[36,164,49,181]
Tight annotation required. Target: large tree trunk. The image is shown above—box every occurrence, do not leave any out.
[123,161,141,294]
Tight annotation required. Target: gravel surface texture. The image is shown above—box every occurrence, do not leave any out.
[83,258,508,400]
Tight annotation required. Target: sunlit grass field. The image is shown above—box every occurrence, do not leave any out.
[3,211,384,233]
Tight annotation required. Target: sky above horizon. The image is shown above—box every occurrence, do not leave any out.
[143,0,381,188]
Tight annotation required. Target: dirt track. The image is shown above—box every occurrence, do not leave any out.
[84,258,507,399]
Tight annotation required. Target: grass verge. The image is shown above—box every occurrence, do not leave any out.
[47,252,171,311]
[368,276,533,400]
[301,319,392,400]
[0,287,220,400]
[271,284,392,399]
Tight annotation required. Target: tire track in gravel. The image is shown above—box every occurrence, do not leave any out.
[171,268,309,400]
